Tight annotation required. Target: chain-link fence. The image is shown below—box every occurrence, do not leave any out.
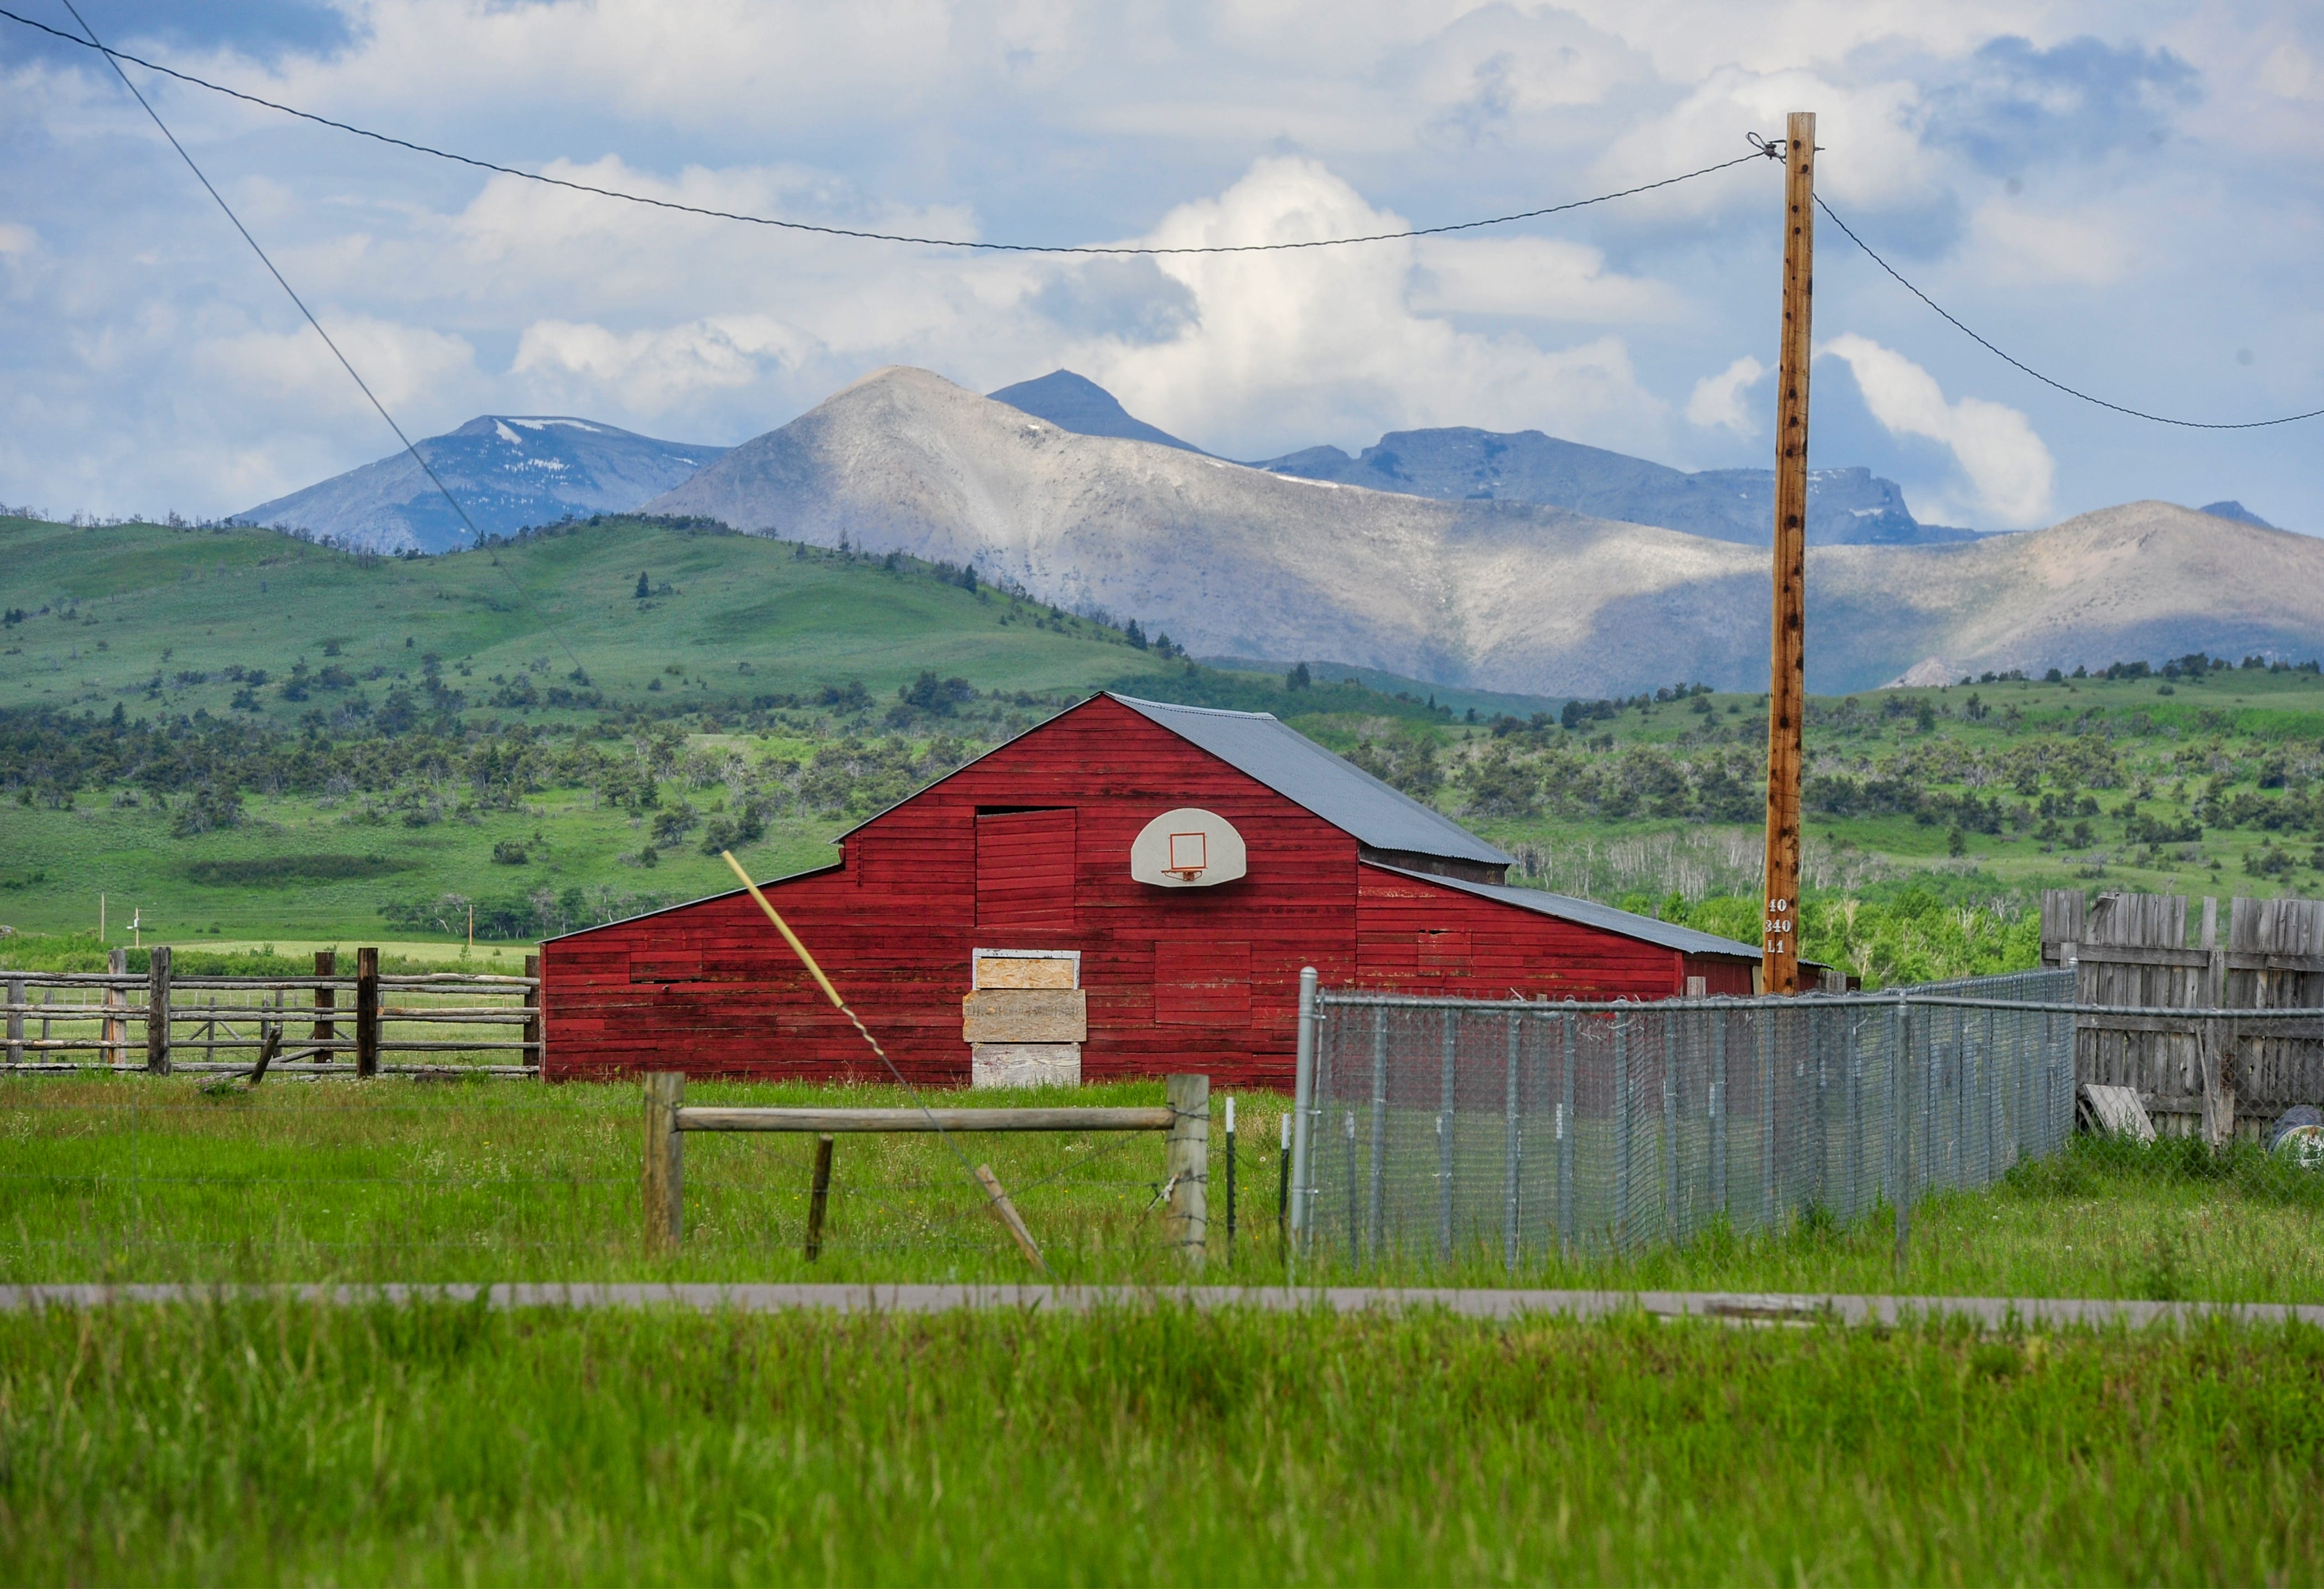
[1294,969,2074,1268]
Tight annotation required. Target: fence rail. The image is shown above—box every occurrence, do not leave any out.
[641,1073,1212,1266]
[1,947,542,1076]
[1289,969,2076,1268]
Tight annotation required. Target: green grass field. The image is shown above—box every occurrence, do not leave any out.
[6,1076,2320,1301]
[4,1293,2322,1583]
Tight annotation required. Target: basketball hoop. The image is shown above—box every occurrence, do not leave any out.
[1165,832,1207,881]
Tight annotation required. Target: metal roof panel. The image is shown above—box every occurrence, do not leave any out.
[1108,694,1513,866]
[1366,863,1760,960]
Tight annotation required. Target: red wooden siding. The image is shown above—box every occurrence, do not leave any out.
[1154,939,1253,1025]
[977,808,1076,935]
[540,695,1756,1088]
[1356,866,1683,1000]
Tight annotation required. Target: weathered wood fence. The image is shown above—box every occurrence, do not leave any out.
[641,1071,1211,1265]
[2041,890,2324,1144]
[1,948,543,1077]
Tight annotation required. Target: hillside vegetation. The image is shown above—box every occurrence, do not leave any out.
[3,510,2320,981]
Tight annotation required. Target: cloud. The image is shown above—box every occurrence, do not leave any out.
[513,316,819,416]
[1083,157,1665,456]
[1820,333,2053,525]
[1920,35,2200,174]
[1685,355,1767,434]
[1409,237,1677,321]
[2259,43,2316,101]
[1965,200,2135,286]
[198,315,480,421]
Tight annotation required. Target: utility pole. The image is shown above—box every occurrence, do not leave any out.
[1761,110,1815,996]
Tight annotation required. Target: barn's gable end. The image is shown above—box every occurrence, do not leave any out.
[540,694,1763,1084]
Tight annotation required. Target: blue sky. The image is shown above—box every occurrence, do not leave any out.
[1,0,2317,533]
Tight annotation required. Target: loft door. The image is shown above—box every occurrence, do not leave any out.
[976,808,1077,934]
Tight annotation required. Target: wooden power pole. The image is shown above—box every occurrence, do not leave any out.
[1761,110,1815,996]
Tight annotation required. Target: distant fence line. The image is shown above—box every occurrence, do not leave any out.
[2,948,540,1077]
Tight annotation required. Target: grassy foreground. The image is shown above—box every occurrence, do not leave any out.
[2,1300,2321,1584]
[6,1076,2323,1301]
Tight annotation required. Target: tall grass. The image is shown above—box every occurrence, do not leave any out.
[2,1300,2321,1584]
[4,1077,2320,1301]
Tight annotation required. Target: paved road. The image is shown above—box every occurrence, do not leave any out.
[2,1282,2318,1328]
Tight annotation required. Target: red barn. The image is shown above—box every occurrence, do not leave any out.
[540,693,1761,1087]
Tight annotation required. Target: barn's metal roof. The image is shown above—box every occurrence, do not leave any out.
[1109,694,1513,868]
[1368,863,1760,961]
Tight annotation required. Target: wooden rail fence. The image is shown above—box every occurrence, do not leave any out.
[641,1072,1211,1265]
[2042,889,2324,1144]
[2,948,543,1077]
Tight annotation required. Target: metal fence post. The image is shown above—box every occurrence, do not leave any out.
[145,945,171,1075]
[1367,1007,1387,1264]
[1288,968,1318,1252]
[1710,1009,1728,1216]
[1844,1011,1860,1219]
[1503,1011,1521,1273]
[1612,1013,1631,1249]
[1757,1006,1775,1225]
[1662,1016,1679,1245]
[1437,1010,1456,1263]
[1893,992,1911,1276]
[1558,1009,1576,1254]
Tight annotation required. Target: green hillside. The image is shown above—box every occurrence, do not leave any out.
[3,511,2320,983]
[1,512,1215,718]
[0,512,1465,949]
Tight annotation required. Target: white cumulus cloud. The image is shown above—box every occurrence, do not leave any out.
[1820,333,2054,526]
[1086,157,1665,457]
[1685,355,1767,434]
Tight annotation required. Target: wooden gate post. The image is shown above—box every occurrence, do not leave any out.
[145,945,171,1074]
[522,953,543,1073]
[1164,1073,1210,1266]
[355,948,380,1078]
[643,1072,685,1254]
[4,976,20,1067]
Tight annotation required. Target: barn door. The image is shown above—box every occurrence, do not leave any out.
[976,809,1076,934]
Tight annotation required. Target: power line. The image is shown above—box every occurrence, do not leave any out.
[1,4,1765,254]
[1816,194,2324,430]
[51,0,588,673]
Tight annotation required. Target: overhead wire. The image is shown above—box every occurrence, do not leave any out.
[1,5,1764,254]
[1814,192,2323,430]
[48,0,590,672]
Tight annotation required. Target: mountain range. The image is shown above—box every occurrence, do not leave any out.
[237,416,725,553]
[985,370,1968,546]
[643,366,2324,695]
[232,367,2311,695]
